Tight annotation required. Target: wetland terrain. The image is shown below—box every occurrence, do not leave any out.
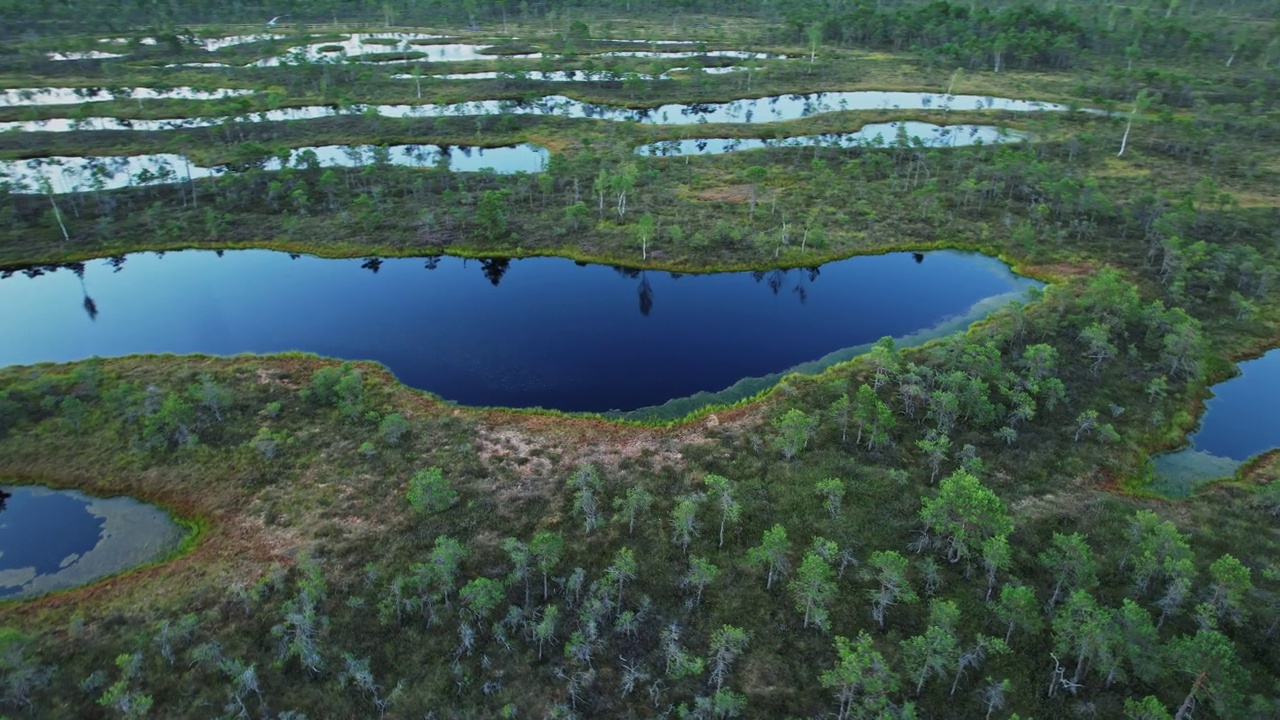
[0,1,1279,718]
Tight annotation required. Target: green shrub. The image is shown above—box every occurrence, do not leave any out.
[407,467,455,514]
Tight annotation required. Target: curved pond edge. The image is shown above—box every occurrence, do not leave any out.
[0,240,1065,431]
[1131,343,1280,499]
[0,87,1095,130]
[0,111,1028,199]
[608,282,1038,422]
[0,226,1060,279]
[0,481,206,605]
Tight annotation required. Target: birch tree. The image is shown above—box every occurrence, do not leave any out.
[1117,89,1156,157]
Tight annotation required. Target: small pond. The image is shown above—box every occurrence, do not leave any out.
[0,91,1083,134]
[238,32,440,58]
[104,32,435,59]
[46,51,125,61]
[0,87,254,107]
[0,250,1038,414]
[0,143,548,193]
[100,36,160,45]
[250,41,775,67]
[596,39,696,45]
[1150,350,1280,496]
[410,65,747,82]
[635,121,1023,156]
[595,50,781,59]
[98,35,278,49]
[164,62,239,68]
[0,485,187,599]
[191,33,291,51]
[252,39,524,67]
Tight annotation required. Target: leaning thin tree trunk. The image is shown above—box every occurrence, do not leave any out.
[1174,673,1205,720]
[1072,646,1087,685]
[47,192,71,243]
[1117,118,1133,157]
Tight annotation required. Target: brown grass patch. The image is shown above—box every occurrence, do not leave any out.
[1091,158,1150,178]
[0,354,771,617]
[1019,260,1097,281]
[1226,189,1280,208]
[691,184,767,203]
[1239,448,1280,485]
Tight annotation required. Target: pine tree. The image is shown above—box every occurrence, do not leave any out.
[613,486,654,535]
[901,599,960,694]
[671,494,704,555]
[981,534,1011,600]
[919,470,1012,565]
[704,474,741,548]
[1051,590,1114,688]
[790,551,837,631]
[682,556,719,607]
[1199,554,1252,627]
[994,584,1043,645]
[605,547,638,609]
[815,477,846,521]
[747,524,791,590]
[567,464,605,533]
[530,531,564,601]
[1168,630,1249,720]
[866,550,918,629]
[707,625,750,691]
[1039,532,1098,609]
[821,632,898,720]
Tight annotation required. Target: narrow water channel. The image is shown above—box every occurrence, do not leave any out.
[1,143,548,193]
[0,91,1085,133]
[635,122,1023,156]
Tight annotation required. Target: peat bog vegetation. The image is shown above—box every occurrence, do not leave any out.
[1,0,1279,718]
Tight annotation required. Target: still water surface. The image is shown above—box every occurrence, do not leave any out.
[0,91,1082,133]
[1,143,548,193]
[1151,350,1280,495]
[636,122,1022,156]
[0,86,254,107]
[0,250,1034,412]
[411,65,748,81]
[0,485,186,599]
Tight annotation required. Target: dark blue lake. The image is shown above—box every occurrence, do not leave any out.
[1187,350,1280,462]
[1151,350,1280,495]
[0,250,1035,413]
[0,487,103,584]
[0,485,185,599]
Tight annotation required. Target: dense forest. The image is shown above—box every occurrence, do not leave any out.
[0,0,1278,718]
